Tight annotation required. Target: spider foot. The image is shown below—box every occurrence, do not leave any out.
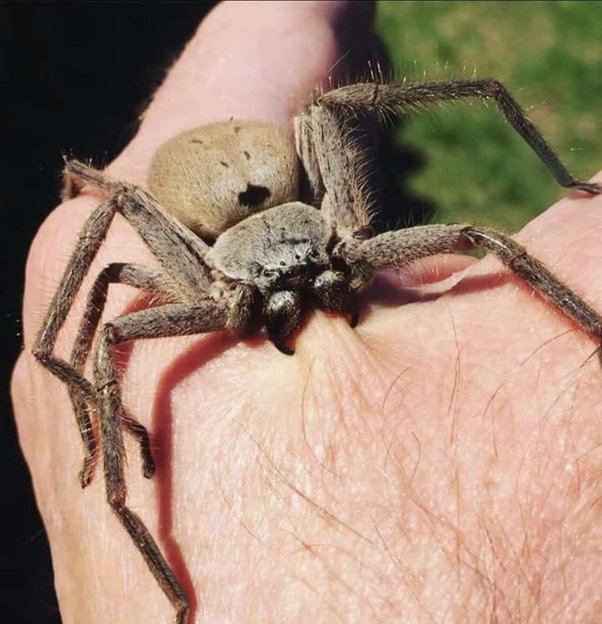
[275,342,295,356]
[121,412,156,478]
[62,160,115,200]
[570,180,601,195]
[349,309,359,328]
[142,453,156,479]
[79,454,97,489]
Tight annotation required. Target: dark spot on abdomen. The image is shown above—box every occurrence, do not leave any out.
[243,150,251,160]
[239,183,271,208]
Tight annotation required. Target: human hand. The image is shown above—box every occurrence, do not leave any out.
[12,1,602,622]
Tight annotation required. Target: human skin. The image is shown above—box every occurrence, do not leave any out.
[11,1,602,623]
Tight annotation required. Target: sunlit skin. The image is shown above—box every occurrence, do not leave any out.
[12,2,602,622]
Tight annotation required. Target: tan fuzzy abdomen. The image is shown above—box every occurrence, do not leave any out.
[148,119,299,240]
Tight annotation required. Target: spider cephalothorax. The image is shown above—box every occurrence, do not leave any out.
[33,79,602,624]
[205,200,354,352]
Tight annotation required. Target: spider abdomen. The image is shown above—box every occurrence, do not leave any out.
[148,119,300,241]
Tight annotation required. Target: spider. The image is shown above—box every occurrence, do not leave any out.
[33,79,602,623]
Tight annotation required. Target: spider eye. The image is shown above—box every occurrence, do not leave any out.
[262,267,274,278]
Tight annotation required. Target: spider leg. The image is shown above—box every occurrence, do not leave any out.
[295,79,600,237]
[348,224,602,350]
[33,194,115,398]
[294,104,373,237]
[63,160,212,286]
[69,262,175,487]
[33,162,214,482]
[94,301,228,624]
[318,79,601,194]
[34,163,212,380]
[461,226,602,341]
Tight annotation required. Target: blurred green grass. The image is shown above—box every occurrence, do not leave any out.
[375,1,602,231]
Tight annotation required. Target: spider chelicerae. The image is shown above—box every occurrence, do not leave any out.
[33,79,602,623]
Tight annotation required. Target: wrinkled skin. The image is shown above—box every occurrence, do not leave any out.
[12,2,602,623]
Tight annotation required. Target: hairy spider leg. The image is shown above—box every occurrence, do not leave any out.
[33,164,215,482]
[32,163,228,623]
[69,262,173,485]
[319,79,601,194]
[346,223,602,357]
[94,302,228,624]
[295,80,601,237]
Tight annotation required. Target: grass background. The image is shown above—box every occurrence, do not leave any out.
[375,1,602,231]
